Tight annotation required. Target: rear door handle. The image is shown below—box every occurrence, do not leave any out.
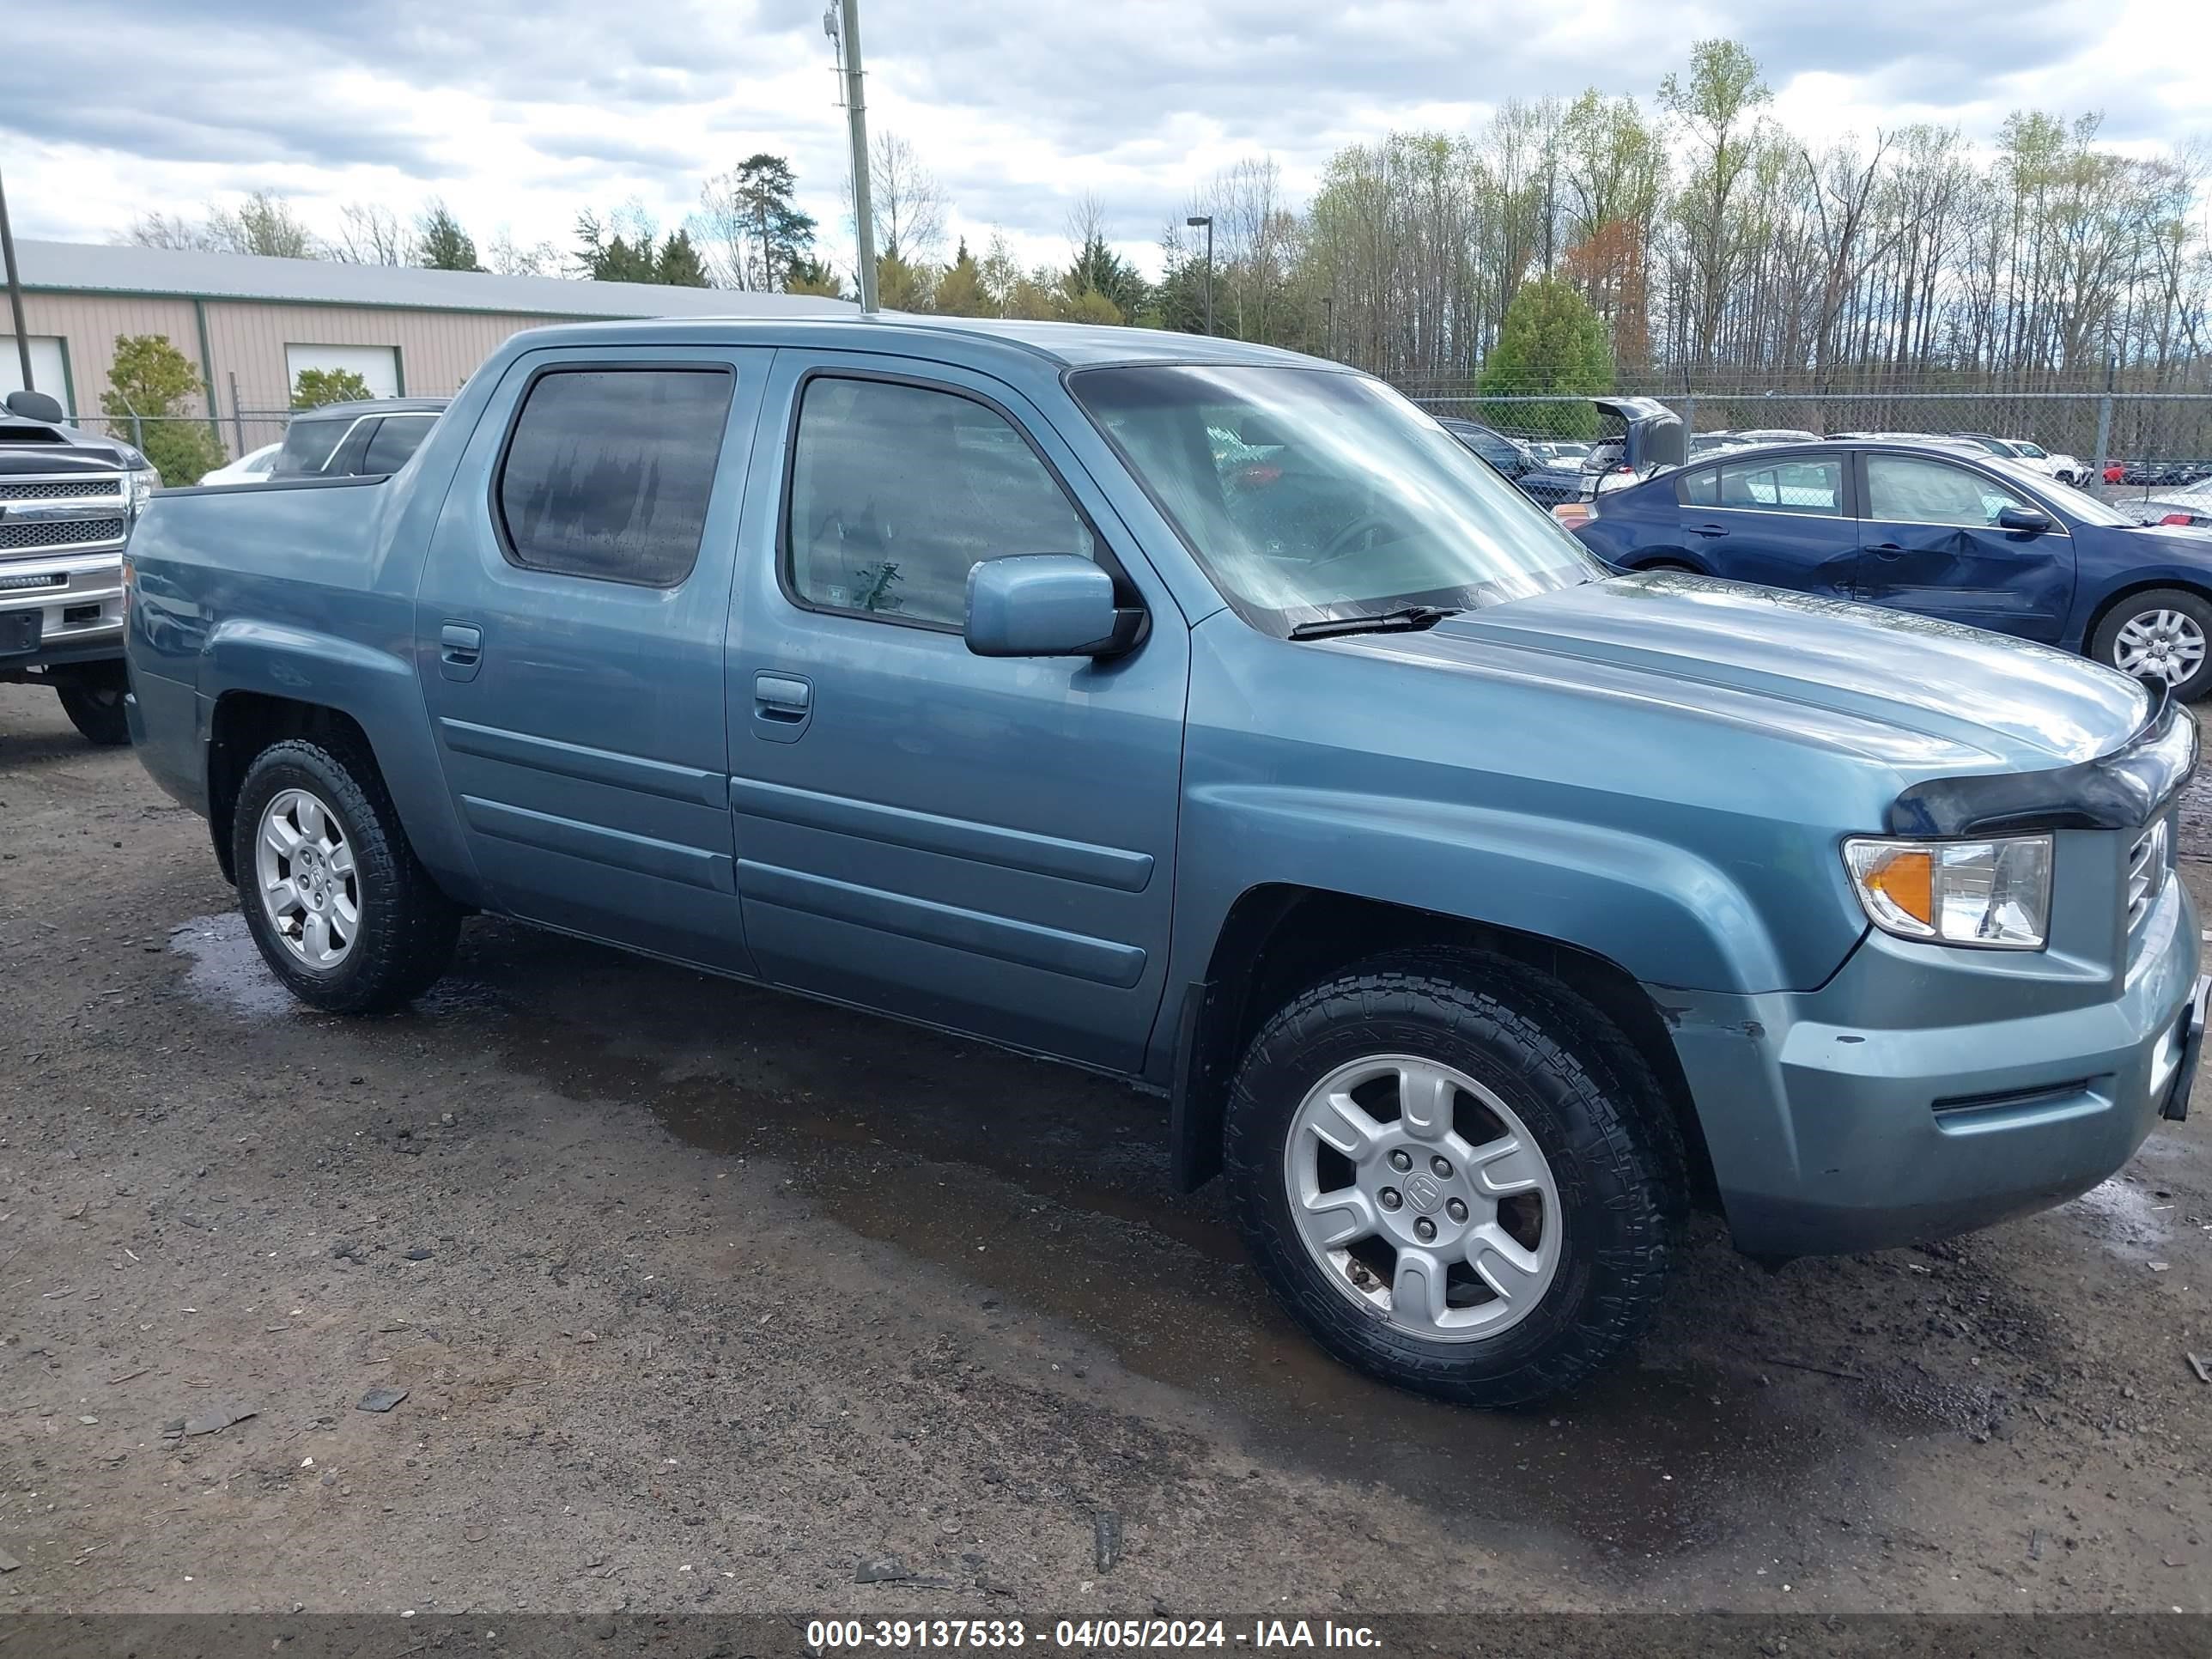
[438,622,483,682]
[1868,543,1906,559]
[753,672,812,742]
[1689,523,1729,538]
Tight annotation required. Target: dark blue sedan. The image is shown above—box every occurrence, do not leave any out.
[1575,440,2212,700]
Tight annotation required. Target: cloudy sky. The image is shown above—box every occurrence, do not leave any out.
[3,0,2209,279]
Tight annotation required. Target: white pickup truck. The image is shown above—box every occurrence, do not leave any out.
[0,389,159,744]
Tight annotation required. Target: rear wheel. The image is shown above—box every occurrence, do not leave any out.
[2090,588,2212,702]
[232,737,461,1013]
[1225,953,1678,1407]
[56,663,131,746]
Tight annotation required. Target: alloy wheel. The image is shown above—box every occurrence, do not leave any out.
[254,787,361,971]
[1283,1054,1562,1342]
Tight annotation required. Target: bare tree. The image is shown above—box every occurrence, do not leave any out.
[865,131,946,264]
[332,202,416,265]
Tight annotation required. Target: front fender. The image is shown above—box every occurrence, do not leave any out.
[1170,782,1788,1000]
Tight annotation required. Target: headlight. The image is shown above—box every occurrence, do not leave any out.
[125,465,161,523]
[1843,835,2053,950]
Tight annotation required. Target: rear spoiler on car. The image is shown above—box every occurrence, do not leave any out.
[1593,397,1686,475]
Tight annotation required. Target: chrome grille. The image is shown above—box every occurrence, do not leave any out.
[2127,817,2171,931]
[0,516,127,552]
[0,479,120,501]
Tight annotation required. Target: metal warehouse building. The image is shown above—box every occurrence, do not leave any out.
[3,240,851,458]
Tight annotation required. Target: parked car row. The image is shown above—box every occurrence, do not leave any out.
[1574,432,2212,700]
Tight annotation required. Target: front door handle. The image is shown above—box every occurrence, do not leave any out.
[1868,543,1906,559]
[438,622,483,682]
[753,672,812,743]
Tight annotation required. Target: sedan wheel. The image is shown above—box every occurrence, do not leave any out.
[2113,609,2207,689]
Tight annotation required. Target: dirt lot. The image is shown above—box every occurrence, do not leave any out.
[3,679,2209,1619]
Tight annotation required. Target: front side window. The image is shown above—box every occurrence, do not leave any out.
[1681,455,1843,514]
[1866,454,2033,529]
[495,368,733,586]
[1069,365,1595,633]
[786,376,1097,628]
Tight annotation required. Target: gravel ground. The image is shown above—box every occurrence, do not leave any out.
[3,679,2210,1618]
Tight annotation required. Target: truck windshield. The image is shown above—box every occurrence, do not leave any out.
[1069,365,1598,635]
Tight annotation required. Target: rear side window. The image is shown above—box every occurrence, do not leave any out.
[784,376,1097,628]
[362,414,434,476]
[495,368,734,586]
[1680,455,1842,514]
[273,414,348,477]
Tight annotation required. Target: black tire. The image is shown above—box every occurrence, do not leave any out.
[231,736,461,1014]
[57,664,131,746]
[1225,951,1678,1407]
[2089,587,2212,702]
[1638,559,1701,574]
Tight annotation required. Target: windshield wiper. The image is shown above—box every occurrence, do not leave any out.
[1286,605,1461,641]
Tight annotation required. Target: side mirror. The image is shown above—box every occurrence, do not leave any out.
[1996,505,2053,535]
[964,556,1142,659]
[4,389,66,424]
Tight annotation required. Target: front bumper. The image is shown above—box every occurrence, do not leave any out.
[1665,874,2200,1258]
[0,550,126,672]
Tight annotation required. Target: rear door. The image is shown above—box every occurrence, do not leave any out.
[1852,452,2075,641]
[414,345,772,973]
[722,353,1188,1073]
[1673,451,1859,597]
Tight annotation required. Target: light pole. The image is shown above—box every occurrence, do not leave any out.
[1184,215,1212,336]
[0,165,33,393]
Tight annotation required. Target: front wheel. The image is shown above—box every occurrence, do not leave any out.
[1225,955,1679,1407]
[232,737,461,1014]
[2090,588,2212,702]
[57,663,131,746]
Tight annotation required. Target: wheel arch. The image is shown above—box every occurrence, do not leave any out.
[1167,884,1717,1212]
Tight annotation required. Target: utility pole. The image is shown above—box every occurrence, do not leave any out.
[827,0,878,313]
[1186,215,1213,336]
[0,164,34,393]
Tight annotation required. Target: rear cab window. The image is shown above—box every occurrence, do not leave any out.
[494,368,735,586]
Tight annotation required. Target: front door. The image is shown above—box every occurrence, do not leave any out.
[1852,451,2075,641]
[1674,451,1858,597]
[415,346,772,973]
[724,354,1188,1073]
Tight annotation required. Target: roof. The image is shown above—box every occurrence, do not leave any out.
[287,396,448,421]
[495,310,1335,372]
[13,239,856,321]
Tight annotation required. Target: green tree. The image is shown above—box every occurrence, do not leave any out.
[416,201,483,271]
[1476,276,1613,435]
[1055,288,1123,325]
[783,256,844,298]
[1064,233,1146,323]
[654,228,711,287]
[574,210,660,283]
[291,367,374,409]
[875,250,934,312]
[933,240,988,315]
[101,334,225,485]
[698,154,817,289]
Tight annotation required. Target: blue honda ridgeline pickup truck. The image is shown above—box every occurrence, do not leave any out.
[125,318,2208,1406]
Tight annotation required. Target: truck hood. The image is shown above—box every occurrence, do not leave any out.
[1357,571,2150,776]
